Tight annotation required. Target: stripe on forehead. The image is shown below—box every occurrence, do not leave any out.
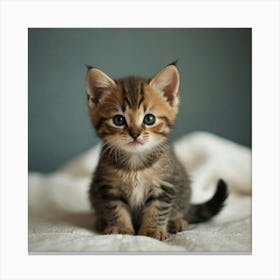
[117,77,146,111]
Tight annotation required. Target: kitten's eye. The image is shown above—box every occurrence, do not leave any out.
[143,114,156,126]
[112,115,126,126]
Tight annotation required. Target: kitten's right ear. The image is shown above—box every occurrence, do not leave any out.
[86,67,116,108]
[149,64,180,107]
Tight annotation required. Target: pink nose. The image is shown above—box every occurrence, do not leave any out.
[129,130,141,139]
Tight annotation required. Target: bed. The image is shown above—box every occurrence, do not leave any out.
[28,131,251,253]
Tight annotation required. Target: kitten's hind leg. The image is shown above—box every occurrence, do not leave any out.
[168,218,189,234]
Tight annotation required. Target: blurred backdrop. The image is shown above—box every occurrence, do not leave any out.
[28,28,251,172]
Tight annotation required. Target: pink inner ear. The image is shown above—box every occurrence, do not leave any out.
[86,68,116,105]
[165,73,179,103]
[87,87,105,105]
[150,65,180,105]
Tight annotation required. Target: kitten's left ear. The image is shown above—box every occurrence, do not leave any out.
[149,64,180,106]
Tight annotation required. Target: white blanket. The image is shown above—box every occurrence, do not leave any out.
[28,132,251,253]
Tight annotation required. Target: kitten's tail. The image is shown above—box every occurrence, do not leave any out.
[185,179,229,224]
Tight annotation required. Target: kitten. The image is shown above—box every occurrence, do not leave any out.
[86,62,228,241]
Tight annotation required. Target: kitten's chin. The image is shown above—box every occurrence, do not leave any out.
[122,143,147,153]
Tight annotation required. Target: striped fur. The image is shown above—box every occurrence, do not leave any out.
[86,63,228,240]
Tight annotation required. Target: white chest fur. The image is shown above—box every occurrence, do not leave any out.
[118,163,165,209]
[120,170,156,208]
[129,180,148,208]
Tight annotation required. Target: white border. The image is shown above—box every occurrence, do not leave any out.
[1,0,279,280]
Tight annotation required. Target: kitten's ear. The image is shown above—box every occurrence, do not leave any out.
[149,64,180,106]
[86,67,116,107]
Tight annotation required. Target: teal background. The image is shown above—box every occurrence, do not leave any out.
[28,28,251,172]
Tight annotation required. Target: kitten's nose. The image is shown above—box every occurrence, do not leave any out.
[129,129,141,140]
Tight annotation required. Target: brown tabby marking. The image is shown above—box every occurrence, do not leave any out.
[86,63,228,241]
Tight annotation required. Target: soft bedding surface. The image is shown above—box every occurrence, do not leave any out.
[28,132,251,253]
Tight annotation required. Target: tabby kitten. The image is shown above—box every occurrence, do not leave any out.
[86,63,228,241]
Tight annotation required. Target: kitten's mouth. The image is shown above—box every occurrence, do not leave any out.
[128,140,143,146]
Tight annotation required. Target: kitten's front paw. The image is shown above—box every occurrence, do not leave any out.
[138,229,170,241]
[103,226,134,236]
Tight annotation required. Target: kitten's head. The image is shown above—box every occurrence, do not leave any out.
[86,63,180,154]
